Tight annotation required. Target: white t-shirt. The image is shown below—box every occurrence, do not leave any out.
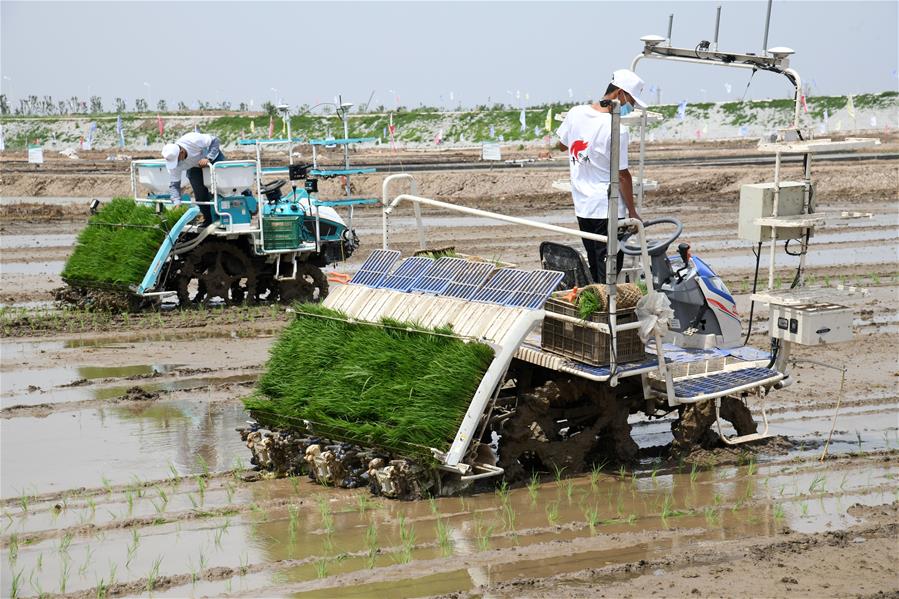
[556,105,629,219]
[166,132,218,181]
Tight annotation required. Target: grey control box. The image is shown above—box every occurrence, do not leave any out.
[770,302,853,345]
[738,181,814,242]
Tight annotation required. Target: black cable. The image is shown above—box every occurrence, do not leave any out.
[767,337,780,369]
[740,68,758,102]
[743,241,763,346]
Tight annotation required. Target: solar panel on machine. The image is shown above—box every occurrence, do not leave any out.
[378,256,434,291]
[349,249,401,287]
[410,257,469,295]
[471,268,532,304]
[673,367,781,399]
[505,270,565,309]
[441,261,496,299]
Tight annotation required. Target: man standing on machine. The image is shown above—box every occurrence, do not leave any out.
[162,131,225,227]
[557,69,647,282]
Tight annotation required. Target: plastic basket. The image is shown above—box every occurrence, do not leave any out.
[541,297,645,366]
[263,216,302,251]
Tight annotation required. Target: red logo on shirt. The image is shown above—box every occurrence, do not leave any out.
[569,139,589,163]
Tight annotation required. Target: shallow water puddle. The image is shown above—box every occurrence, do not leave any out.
[0,399,249,498]
[0,261,65,276]
[1,372,256,409]
[0,234,77,250]
[2,456,894,598]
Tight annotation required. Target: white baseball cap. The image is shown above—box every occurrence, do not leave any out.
[610,69,650,108]
[162,143,181,170]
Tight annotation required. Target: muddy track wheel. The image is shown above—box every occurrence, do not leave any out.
[176,241,257,306]
[277,262,329,303]
[496,377,640,482]
[670,396,759,455]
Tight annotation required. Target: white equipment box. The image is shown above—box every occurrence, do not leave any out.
[770,302,853,345]
[738,181,814,242]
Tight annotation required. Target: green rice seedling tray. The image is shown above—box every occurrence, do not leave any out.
[61,198,188,288]
[244,303,495,453]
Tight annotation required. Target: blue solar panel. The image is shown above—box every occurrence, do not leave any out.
[563,354,662,377]
[410,257,469,295]
[470,268,532,305]
[673,367,780,399]
[505,270,565,309]
[378,257,434,291]
[442,261,496,299]
[349,249,400,287]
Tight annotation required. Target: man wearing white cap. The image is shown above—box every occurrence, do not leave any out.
[556,69,648,283]
[161,131,224,227]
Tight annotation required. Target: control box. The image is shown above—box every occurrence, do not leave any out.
[770,302,853,345]
[738,181,814,242]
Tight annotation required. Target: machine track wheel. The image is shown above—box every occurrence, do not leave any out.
[277,262,329,303]
[176,241,257,306]
[496,377,639,482]
[670,396,758,455]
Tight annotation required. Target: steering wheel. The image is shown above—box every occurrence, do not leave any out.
[261,179,287,195]
[620,217,683,257]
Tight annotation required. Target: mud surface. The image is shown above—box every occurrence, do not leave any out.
[1,141,897,597]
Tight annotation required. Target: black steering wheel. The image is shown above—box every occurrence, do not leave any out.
[620,217,683,257]
[261,179,287,195]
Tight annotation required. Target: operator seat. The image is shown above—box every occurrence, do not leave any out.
[539,241,593,289]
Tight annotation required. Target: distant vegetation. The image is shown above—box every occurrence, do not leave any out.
[1,92,895,149]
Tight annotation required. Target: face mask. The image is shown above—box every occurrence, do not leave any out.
[620,103,634,117]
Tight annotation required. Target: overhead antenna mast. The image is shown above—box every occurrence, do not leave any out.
[713,5,722,51]
[762,0,773,54]
[667,14,674,45]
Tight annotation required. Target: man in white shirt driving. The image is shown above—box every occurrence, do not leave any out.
[556,69,647,283]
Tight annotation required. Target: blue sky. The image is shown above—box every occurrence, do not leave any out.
[2,1,896,110]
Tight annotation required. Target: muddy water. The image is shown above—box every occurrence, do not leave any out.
[5,455,890,598]
[0,398,249,498]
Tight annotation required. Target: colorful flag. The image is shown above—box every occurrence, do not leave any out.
[281,117,286,137]
[0,124,4,152]
[86,121,96,148]
[545,108,552,132]
[534,125,541,136]
[676,100,687,121]
[388,113,396,151]
[116,114,125,148]
[739,125,749,136]
[870,115,877,128]
[434,129,443,145]
[250,119,256,134]
[268,115,274,138]
[724,83,732,94]
[800,95,808,114]
[702,123,708,135]
[157,114,165,136]
[846,95,856,119]
[489,124,495,139]
[519,108,526,132]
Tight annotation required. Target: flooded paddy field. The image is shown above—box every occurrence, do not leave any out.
[1,151,897,597]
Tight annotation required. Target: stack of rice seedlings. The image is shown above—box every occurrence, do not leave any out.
[244,303,495,455]
[62,198,188,289]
